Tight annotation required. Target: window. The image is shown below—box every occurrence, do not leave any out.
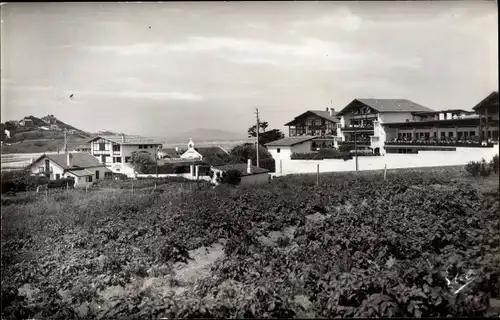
[56,174,60,180]
[139,145,143,149]
[45,159,50,172]
[448,132,453,138]
[99,143,105,151]
[112,144,120,152]
[95,170,100,180]
[470,131,475,136]
[116,157,122,163]
[87,176,93,182]
[125,156,131,163]
[277,148,280,153]
[441,132,446,138]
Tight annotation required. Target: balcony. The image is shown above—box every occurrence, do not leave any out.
[338,140,371,146]
[341,125,374,132]
[385,139,495,148]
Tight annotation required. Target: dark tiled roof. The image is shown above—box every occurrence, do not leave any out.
[32,152,105,170]
[212,163,269,176]
[67,169,94,177]
[195,146,229,158]
[285,110,339,126]
[88,135,164,145]
[472,91,499,111]
[265,136,317,147]
[338,99,434,115]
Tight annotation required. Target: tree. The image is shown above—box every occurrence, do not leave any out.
[220,169,242,185]
[247,121,284,146]
[229,143,275,172]
[131,151,154,174]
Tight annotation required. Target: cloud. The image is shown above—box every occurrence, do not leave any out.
[293,7,363,32]
[4,84,203,102]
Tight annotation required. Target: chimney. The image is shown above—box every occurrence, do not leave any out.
[329,108,335,116]
[66,153,72,167]
[121,134,125,143]
[247,159,252,174]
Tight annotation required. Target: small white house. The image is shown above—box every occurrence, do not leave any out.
[27,152,111,187]
[265,136,317,173]
[180,138,229,161]
[210,160,270,186]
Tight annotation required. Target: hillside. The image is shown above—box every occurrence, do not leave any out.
[1,115,90,154]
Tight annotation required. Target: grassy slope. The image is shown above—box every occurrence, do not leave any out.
[1,168,499,318]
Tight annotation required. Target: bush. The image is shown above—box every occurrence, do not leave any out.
[490,154,499,175]
[220,169,242,185]
[338,144,355,153]
[47,177,75,189]
[465,159,492,177]
[291,149,353,160]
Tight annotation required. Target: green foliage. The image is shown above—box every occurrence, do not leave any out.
[220,169,242,185]
[465,159,492,177]
[1,166,499,318]
[130,151,155,173]
[291,149,353,160]
[490,154,499,175]
[247,121,285,145]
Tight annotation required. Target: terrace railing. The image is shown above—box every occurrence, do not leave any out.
[342,125,374,131]
[338,140,371,145]
[385,140,495,148]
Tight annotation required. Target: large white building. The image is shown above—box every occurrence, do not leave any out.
[87,134,163,176]
[266,93,499,173]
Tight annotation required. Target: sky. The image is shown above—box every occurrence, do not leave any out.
[0,1,498,137]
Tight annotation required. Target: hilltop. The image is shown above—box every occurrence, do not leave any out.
[1,115,90,154]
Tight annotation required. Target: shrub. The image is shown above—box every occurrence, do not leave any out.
[466,159,492,177]
[220,169,242,185]
[490,154,499,175]
[291,149,353,160]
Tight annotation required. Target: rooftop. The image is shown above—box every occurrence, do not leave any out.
[338,99,434,115]
[265,136,317,147]
[212,163,269,176]
[285,109,339,126]
[88,135,164,145]
[32,152,105,171]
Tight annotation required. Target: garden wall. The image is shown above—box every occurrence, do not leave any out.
[276,146,499,175]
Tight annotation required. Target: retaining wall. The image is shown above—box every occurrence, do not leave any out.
[276,146,499,175]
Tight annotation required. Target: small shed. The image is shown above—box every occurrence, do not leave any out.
[210,160,270,186]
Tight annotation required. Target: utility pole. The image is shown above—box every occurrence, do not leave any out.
[63,128,68,154]
[255,108,260,167]
[354,124,358,171]
[155,145,158,178]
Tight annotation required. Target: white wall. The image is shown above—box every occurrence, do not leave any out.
[378,112,413,124]
[276,146,499,175]
[30,159,65,180]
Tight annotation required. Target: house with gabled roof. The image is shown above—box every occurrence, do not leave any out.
[87,134,163,176]
[27,152,111,187]
[285,108,339,137]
